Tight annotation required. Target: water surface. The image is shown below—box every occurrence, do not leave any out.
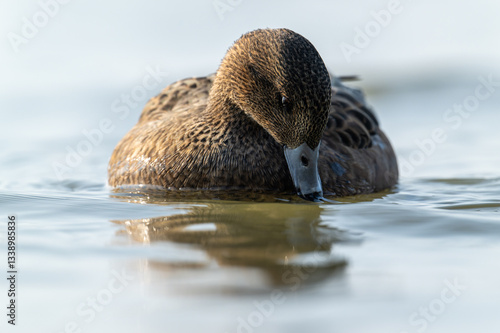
[2,80,500,333]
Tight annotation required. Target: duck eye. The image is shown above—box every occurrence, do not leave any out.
[281,96,292,113]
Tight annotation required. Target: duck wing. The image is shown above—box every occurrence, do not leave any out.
[326,76,379,149]
[137,75,215,124]
[319,76,398,196]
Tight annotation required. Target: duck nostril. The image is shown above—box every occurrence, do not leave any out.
[301,155,309,167]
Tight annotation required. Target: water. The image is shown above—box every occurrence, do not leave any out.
[2,1,500,332]
[2,78,499,332]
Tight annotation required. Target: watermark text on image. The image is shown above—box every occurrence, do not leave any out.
[399,74,499,176]
[7,0,74,53]
[212,0,244,21]
[228,245,339,333]
[400,278,466,333]
[6,215,18,326]
[51,65,168,180]
[55,268,134,333]
[339,0,404,63]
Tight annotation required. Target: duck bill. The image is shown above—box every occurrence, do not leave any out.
[284,142,323,202]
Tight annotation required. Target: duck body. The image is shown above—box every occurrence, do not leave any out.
[108,29,398,199]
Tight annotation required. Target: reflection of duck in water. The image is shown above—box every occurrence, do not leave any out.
[112,199,351,288]
[108,28,398,201]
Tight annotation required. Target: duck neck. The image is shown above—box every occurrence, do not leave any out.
[203,88,255,133]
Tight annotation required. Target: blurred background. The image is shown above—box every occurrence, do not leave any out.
[1,1,500,333]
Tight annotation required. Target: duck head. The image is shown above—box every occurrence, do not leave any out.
[213,28,332,201]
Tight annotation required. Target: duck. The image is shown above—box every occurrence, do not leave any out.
[108,28,398,201]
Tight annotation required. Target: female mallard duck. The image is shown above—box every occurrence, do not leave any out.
[108,28,398,201]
